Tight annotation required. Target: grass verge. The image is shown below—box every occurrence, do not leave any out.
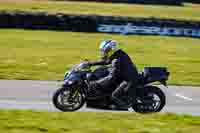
[0,29,200,86]
[0,109,200,133]
[0,0,200,21]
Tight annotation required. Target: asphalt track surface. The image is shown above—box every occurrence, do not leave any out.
[0,80,200,116]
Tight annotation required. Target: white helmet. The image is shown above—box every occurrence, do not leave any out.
[99,40,119,58]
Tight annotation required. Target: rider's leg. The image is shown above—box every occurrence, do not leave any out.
[112,79,137,107]
[126,79,138,105]
[89,75,115,94]
[111,81,129,107]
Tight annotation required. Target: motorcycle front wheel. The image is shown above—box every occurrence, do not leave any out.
[52,87,85,112]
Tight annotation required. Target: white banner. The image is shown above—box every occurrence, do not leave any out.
[97,23,200,38]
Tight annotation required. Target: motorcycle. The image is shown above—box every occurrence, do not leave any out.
[52,62,170,113]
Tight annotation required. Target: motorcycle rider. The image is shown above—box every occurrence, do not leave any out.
[86,40,139,108]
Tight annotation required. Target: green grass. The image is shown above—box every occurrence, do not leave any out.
[0,29,200,86]
[0,109,200,133]
[0,0,200,21]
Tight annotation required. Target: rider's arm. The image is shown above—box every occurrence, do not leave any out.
[109,58,120,78]
[88,59,111,66]
[95,58,120,84]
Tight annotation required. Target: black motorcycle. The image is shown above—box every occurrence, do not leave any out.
[52,62,170,113]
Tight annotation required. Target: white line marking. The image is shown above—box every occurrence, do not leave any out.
[175,93,193,101]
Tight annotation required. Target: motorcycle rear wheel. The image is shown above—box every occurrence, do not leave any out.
[132,86,166,113]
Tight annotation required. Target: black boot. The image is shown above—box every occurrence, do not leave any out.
[110,96,132,110]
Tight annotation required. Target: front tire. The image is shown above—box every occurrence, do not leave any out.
[132,86,166,113]
[52,87,85,112]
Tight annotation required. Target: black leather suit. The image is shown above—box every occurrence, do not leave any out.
[88,49,139,106]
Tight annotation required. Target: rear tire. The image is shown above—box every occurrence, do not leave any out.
[132,86,166,113]
[52,87,85,112]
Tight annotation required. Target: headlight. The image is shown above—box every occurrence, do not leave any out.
[67,80,73,85]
